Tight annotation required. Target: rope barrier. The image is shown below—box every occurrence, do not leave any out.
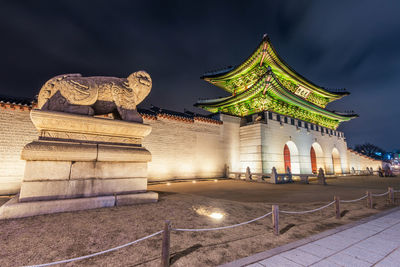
[340,195,367,203]
[280,201,335,214]
[22,187,399,266]
[24,230,164,267]
[173,211,273,232]
[371,191,389,197]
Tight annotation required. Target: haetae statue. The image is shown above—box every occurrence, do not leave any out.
[37,71,152,123]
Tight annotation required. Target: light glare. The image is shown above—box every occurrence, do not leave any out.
[209,212,223,219]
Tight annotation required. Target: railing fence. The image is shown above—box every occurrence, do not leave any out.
[25,187,398,267]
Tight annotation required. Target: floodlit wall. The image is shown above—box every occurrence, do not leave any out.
[239,123,265,173]
[218,114,241,172]
[347,149,382,171]
[0,107,234,193]
[0,108,37,194]
[143,117,226,180]
[239,112,349,174]
[0,106,383,195]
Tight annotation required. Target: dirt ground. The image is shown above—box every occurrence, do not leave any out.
[149,175,400,203]
[1,175,400,267]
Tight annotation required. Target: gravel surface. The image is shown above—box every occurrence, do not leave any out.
[0,176,399,267]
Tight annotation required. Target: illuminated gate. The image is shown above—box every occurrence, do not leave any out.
[310,146,317,174]
[284,144,291,172]
[332,148,341,174]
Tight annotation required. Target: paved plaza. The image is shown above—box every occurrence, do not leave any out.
[223,207,400,267]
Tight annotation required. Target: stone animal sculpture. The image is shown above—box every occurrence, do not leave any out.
[37,71,152,123]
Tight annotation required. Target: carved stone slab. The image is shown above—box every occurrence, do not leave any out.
[30,109,151,145]
[21,141,152,162]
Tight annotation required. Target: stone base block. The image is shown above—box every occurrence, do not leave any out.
[0,195,115,220]
[116,191,158,206]
[22,141,152,163]
[0,191,158,220]
[20,178,147,202]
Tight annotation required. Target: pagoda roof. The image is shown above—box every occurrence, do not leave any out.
[196,69,357,122]
[201,34,349,102]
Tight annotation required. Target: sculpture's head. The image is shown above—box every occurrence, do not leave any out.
[127,71,152,105]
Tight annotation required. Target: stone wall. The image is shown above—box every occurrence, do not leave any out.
[0,106,383,195]
[143,117,226,180]
[0,108,37,194]
[347,149,382,172]
[0,107,229,193]
[238,111,350,174]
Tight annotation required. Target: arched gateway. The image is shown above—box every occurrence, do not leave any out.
[332,148,342,174]
[283,141,300,173]
[310,146,317,173]
[195,35,358,177]
[284,144,291,171]
[311,142,324,174]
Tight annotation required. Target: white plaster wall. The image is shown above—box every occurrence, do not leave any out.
[239,123,265,173]
[218,114,241,172]
[249,114,349,174]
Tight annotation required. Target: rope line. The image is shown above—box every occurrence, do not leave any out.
[22,187,399,266]
[173,211,273,232]
[24,230,164,267]
[340,195,367,203]
[372,191,389,197]
[280,201,335,214]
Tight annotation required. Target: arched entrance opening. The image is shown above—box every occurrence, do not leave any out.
[332,148,342,174]
[310,147,317,174]
[283,141,300,173]
[284,144,291,172]
[311,142,324,174]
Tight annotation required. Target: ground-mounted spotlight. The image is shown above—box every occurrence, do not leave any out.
[214,179,218,182]
[193,206,225,220]
[166,182,171,186]
[192,180,197,184]
[209,212,224,220]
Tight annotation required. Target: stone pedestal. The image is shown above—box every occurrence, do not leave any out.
[0,110,158,219]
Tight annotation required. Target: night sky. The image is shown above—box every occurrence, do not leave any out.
[1,1,399,150]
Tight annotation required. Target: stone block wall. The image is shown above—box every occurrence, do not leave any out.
[0,108,37,194]
[347,149,382,171]
[0,105,383,195]
[239,123,265,173]
[0,107,228,193]
[238,111,349,174]
[143,117,225,180]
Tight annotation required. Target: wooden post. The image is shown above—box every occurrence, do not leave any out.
[334,196,340,219]
[366,191,373,209]
[161,220,171,267]
[388,187,394,205]
[272,205,279,236]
